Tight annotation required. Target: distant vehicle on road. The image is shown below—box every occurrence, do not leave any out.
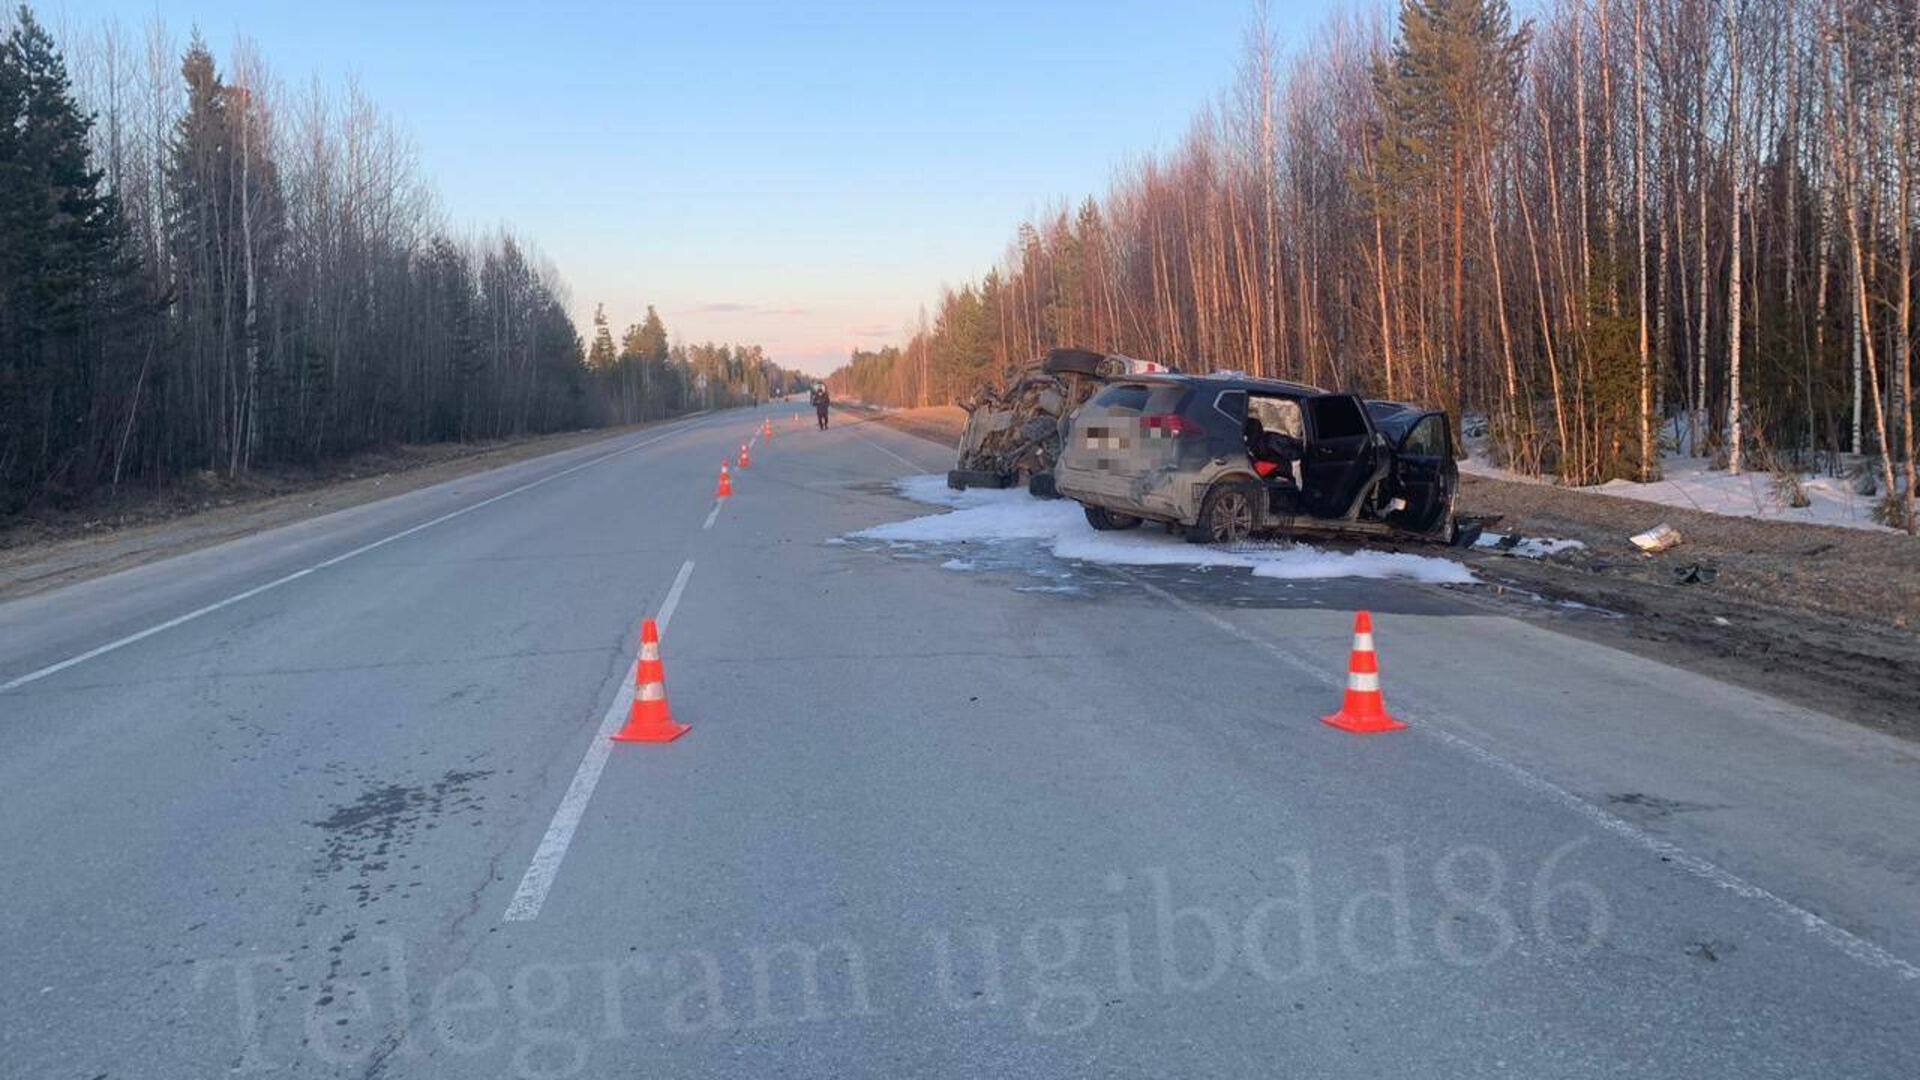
[1054,372,1480,546]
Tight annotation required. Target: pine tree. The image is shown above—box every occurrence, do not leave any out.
[635,304,670,417]
[586,303,617,371]
[0,5,141,504]
[164,34,283,474]
[1372,0,1529,416]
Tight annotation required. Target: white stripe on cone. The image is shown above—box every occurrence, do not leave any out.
[640,642,659,661]
[1347,672,1380,692]
[1354,633,1375,652]
[638,683,665,702]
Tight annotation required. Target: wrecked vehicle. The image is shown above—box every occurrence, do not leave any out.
[948,348,1173,497]
[1053,372,1483,546]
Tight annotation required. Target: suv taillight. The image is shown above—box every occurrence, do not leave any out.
[1143,413,1201,438]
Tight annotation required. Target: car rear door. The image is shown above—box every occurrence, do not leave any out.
[1383,411,1456,534]
[1300,393,1382,518]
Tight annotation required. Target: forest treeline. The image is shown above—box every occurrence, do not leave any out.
[0,6,801,514]
[828,0,1918,530]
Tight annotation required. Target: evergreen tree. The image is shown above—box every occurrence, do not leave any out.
[586,302,617,371]
[1372,0,1528,408]
[0,5,140,505]
[164,33,283,473]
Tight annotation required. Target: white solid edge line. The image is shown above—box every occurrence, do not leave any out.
[502,558,694,923]
[1,421,697,694]
[1123,572,1920,984]
[655,559,695,631]
[857,431,930,473]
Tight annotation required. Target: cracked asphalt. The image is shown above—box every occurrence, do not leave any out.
[1,404,1916,1078]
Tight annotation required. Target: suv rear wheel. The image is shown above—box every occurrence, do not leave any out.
[1084,505,1142,531]
[1186,479,1260,544]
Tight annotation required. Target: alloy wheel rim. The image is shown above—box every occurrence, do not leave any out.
[1213,491,1252,542]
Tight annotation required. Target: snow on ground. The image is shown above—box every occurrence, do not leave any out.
[858,476,1475,585]
[1585,456,1896,532]
[1461,451,1900,533]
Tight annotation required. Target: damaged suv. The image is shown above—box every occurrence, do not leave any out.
[1053,372,1475,546]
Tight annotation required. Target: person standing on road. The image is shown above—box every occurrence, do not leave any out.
[812,383,831,430]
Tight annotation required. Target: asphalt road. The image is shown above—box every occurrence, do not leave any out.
[2,403,1916,1079]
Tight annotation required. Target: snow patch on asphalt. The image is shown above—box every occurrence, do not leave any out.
[858,476,1474,585]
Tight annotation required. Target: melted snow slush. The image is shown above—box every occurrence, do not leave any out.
[846,475,1478,591]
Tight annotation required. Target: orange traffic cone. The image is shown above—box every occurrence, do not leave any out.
[1321,612,1406,734]
[611,619,687,742]
[715,461,733,498]
[739,443,752,468]
[762,418,773,438]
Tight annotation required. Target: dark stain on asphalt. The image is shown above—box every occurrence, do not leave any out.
[1606,792,1726,822]
[301,769,493,1003]
[1686,940,1736,963]
[310,769,491,907]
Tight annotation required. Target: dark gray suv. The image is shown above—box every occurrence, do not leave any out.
[1052,373,1463,545]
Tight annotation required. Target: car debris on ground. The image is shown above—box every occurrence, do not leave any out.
[1630,523,1684,553]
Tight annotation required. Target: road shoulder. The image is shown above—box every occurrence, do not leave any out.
[0,421,680,603]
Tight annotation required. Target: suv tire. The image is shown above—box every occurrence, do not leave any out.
[1083,505,1143,531]
[1186,479,1261,544]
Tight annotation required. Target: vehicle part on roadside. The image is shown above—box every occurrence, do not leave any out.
[1674,563,1718,585]
[948,348,1176,494]
[1630,523,1683,553]
[1450,516,1488,548]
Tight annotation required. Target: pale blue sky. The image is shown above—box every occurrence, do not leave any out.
[45,1,1333,374]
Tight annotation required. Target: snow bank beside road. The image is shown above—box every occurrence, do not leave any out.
[859,477,1475,585]
[1461,451,1899,533]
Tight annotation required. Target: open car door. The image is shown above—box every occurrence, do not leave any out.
[1383,411,1456,535]
[1300,394,1384,519]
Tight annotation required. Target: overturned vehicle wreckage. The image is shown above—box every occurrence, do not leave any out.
[947,348,1174,497]
[1053,371,1490,547]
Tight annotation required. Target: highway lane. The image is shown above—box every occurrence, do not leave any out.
[0,403,1915,1078]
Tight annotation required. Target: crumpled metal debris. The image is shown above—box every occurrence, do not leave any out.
[952,349,1167,492]
[953,374,1086,484]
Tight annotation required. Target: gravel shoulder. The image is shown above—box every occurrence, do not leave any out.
[864,404,1920,740]
[0,421,668,602]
